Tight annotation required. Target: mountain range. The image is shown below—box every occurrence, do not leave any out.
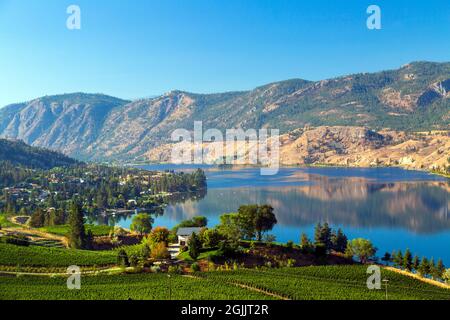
[0,61,449,164]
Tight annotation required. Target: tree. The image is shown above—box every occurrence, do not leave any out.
[331,228,348,253]
[85,229,94,250]
[148,227,170,247]
[68,202,86,249]
[314,222,332,251]
[188,232,201,260]
[217,213,242,246]
[237,205,259,240]
[418,257,430,277]
[403,249,413,271]
[436,259,445,280]
[443,269,450,283]
[429,258,439,280]
[29,208,45,228]
[300,232,313,253]
[381,252,391,266]
[130,213,153,235]
[151,242,171,260]
[254,205,277,241]
[393,250,403,268]
[345,238,377,263]
[117,249,129,267]
[412,255,420,271]
[200,228,222,248]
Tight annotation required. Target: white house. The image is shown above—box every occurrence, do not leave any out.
[176,227,202,246]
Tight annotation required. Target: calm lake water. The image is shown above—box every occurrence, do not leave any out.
[116,166,450,265]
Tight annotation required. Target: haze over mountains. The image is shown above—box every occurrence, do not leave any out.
[0,61,449,164]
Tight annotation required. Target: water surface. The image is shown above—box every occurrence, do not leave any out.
[118,166,450,264]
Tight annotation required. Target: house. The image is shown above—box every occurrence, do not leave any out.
[176,227,202,246]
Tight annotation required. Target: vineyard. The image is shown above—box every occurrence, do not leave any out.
[1,265,449,300]
[0,273,272,300]
[0,243,117,267]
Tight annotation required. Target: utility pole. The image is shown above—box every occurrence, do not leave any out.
[382,278,389,300]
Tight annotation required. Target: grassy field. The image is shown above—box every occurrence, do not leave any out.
[0,214,18,228]
[1,265,448,300]
[0,243,117,267]
[39,224,114,237]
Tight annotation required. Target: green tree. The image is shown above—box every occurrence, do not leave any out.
[300,232,313,254]
[412,255,420,271]
[393,250,403,268]
[314,222,332,251]
[254,205,277,241]
[117,249,129,267]
[201,228,222,248]
[188,232,201,260]
[68,202,86,249]
[418,257,430,277]
[436,259,445,280]
[331,228,348,253]
[29,208,45,228]
[217,213,242,246]
[130,213,153,235]
[236,205,259,240]
[147,227,170,247]
[403,249,413,271]
[345,238,377,263]
[381,252,391,266]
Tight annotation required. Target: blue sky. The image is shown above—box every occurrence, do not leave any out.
[0,0,449,107]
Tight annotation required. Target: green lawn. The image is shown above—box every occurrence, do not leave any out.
[39,224,114,237]
[1,265,448,300]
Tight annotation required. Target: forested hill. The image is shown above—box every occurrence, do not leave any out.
[0,139,80,169]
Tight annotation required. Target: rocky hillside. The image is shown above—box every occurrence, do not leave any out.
[0,62,449,163]
[0,139,80,169]
[0,93,129,157]
[145,126,450,172]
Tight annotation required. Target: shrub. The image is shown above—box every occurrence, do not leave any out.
[286,240,294,250]
[151,242,170,260]
[117,249,129,267]
[191,262,200,272]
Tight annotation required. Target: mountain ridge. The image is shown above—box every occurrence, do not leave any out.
[0,61,449,162]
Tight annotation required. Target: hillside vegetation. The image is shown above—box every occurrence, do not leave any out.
[0,62,448,162]
[0,139,80,169]
[1,265,448,300]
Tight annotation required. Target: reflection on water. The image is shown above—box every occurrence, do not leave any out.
[121,166,450,264]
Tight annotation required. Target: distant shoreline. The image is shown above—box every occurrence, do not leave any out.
[124,162,450,179]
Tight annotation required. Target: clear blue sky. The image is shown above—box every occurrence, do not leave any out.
[0,0,449,107]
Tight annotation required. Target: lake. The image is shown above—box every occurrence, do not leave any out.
[118,166,450,265]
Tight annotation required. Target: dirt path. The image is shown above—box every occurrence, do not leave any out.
[385,267,450,290]
[230,282,291,300]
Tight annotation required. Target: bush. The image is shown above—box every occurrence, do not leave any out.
[117,249,130,267]
[129,254,139,267]
[286,240,294,250]
[168,265,183,274]
[191,262,200,272]
[151,242,171,260]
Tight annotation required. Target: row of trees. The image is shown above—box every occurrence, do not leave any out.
[382,249,446,280]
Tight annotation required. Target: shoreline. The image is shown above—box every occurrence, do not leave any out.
[126,162,450,179]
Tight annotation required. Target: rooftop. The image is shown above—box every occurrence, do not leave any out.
[176,227,203,236]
